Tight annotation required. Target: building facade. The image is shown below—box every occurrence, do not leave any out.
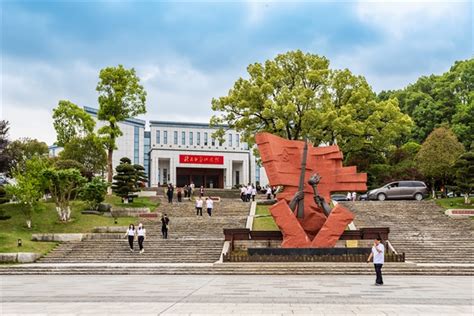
[49,107,268,189]
[149,121,264,189]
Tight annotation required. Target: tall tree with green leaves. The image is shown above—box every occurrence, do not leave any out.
[52,100,96,147]
[6,156,50,228]
[415,127,465,197]
[59,134,107,176]
[4,138,49,176]
[96,65,147,184]
[211,50,412,160]
[453,151,474,204]
[0,120,10,173]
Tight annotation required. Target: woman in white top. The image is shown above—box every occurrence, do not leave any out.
[137,223,146,254]
[266,186,272,200]
[124,224,136,252]
[195,197,203,216]
[251,186,257,201]
[206,197,214,217]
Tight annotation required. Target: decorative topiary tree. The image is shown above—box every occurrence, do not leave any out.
[80,177,109,211]
[133,164,148,189]
[112,157,138,203]
[454,151,474,204]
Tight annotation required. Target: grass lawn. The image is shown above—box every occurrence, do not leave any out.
[435,197,474,209]
[0,200,135,254]
[105,195,160,210]
[253,205,279,231]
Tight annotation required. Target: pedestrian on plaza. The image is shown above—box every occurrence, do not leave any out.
[266,186,272,200]
[166,184,174,203]
[251,185,257,202]
[177,187,182,202]
[190,182,195,198]
[124,224,136,252]
[200,185,205,198]
[184,184,189,198]
[246,184,252,202]
[346,192,352,201]
[161,214,170,239]
[240,186,246,202]
[195,197,203,216]
[206,197,214,217]
[352,191,357,201]
[137,223,146,254]
[367,237,385,285]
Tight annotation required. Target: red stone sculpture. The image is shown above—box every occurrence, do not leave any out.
[256,132,367,248]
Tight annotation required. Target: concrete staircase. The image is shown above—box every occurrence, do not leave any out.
[341,201,474,264]
[37,198,249,264]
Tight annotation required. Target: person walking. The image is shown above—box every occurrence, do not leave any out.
[240,186,246,202]
[195,197,203,216]
[246,184,252,202]
[199,185,205,198]
[124,224,136,252]
[137,223,146,254]
[189,182,195,198]
[367,237,385,285]
[206,197,214,217]
[177,187,182,202]
[251,185,257,201]
[352,191,357,201]
[346,192,352,201]
[266,186,272,200]
[161,214,170,239]
[184,184,189,198]
[166,184,174,203]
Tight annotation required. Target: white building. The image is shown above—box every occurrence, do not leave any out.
[50,107,268,189]
[149,121,265,188]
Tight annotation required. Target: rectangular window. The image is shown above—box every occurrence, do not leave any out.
[236,134,240,147]
[134,126,140,164]
[197,132,201,145]
[174,131,178,145]
[156,130,160,144]
[204,132,208,146]
[228,134,233,147]
[189,132,194,145]
[181,131,186,145]
[211,137,215,146]
[163,131,168,145]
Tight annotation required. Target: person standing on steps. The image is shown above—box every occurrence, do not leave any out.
[184,184,189,198]
[137,223,146,254]
[246,183,252,202]
[266,186,272,200]
[177,187,182,202]
[199,185,205,198]
[367,237,385,285]
[195,197,203,216]
[166,184,174,203]
[124,224,136,252]
[161,214,170,239]
[206,197,214,217]
[251,185,257,201]
[190,181,195,198]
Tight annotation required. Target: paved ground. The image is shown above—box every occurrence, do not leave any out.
[1,275,472,315]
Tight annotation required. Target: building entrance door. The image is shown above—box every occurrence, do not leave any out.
[176,168,224,188]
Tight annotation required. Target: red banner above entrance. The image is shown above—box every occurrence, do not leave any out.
[179,154,224,165]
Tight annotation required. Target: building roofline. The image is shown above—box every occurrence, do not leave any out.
[84,106,146,126]
[149,120,229,129]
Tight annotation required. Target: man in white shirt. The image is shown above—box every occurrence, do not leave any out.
[206,197,214,217]
[195,197,203,216]
[246,184,252,202]
[240,186,246,202]
[367,237,385,285]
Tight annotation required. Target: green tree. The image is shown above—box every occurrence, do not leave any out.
[5,156,50,228]
[52,100,96,147]
[0,120,10,173]
[111,157,139,203]
[415,127,465,197]
[96,65,147,184]
[4,138,49,175]
[453,151,474,204]
[59,134,107,176]
[211,50,412,159]
[133,164,148,189]
[42,168,86,222]
[79,177,109,211]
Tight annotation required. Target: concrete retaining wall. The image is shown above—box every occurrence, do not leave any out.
[31,234,83,242]
[111,207,151,217]
[0,252,40,263]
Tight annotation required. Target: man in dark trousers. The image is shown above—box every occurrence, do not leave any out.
[367,237,385,285]
[166,184,174,203]
[161,214,170,239]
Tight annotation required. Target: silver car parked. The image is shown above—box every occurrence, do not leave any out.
[367,181,428,201]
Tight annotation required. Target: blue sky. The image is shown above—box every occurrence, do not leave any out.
[1,0,472,144]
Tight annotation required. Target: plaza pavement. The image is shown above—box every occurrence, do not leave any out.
[1,275,472,315]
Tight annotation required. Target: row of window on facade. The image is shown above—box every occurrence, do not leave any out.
[155,130,244,148]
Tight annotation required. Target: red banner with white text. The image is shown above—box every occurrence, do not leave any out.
[179,154,224,165]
